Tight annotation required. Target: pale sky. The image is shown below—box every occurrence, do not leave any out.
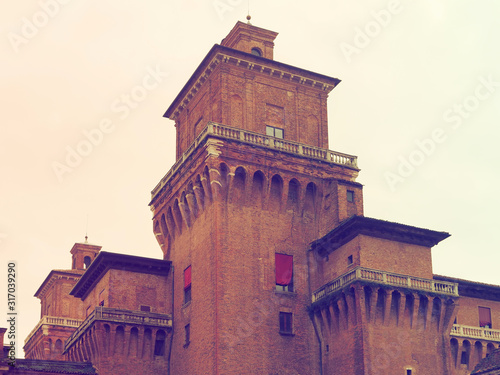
[1,0,500,357]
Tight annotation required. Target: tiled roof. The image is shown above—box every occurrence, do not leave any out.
[3,359,96,374]
[472,349,500,374]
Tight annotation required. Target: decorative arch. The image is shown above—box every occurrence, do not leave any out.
[114,326,125,355]
[269,174,283,211]
[154,330,167,357]
[286,178,300,211]
[231,166,247,205]
[129,327,139,357]
[302,182,317,218]
[251,170,265,207]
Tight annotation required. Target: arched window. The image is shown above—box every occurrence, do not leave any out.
[83,256,91,269]
[251,47,262,57]
[154,330,166,356]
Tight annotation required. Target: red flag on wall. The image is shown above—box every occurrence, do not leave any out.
[275,253,293,286]
[184,266,191,289]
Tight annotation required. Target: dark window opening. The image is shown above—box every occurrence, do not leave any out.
[84,256,92,269]
[99,300,104,307]
[140,305,151,312]
[279,312,293,334]
[326,344,329,352]
[347,190,354,203]
[348,255,353,265]
[251,47,262,57]
[184,324,190,347]
[275,253,293,292]
[460,351,469,365]
[154,331,166,356]
[406,370,412,375]
[266,125,284,139]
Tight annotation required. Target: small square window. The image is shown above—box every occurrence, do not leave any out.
[266,125,284,139]
[347,190,354,202]
[140,305,151,312]
[279,312,293,334]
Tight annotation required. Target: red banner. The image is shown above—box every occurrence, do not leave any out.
[184,266,191,289]
[275,253,293,286]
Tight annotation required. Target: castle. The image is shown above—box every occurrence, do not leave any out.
[1,20,500,375]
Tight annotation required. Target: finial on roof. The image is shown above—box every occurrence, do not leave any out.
[246,0,251,24]
[84,235,88,244]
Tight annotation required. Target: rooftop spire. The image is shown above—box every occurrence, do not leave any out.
[246,0,251,24]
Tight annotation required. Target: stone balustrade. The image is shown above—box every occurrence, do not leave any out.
[451,324,500,342]
[24,316,83,344]
[312,266,459,303]
[151,121,358,200]
[64,307,172,352]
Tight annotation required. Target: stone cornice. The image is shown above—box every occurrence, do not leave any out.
[34,270,84,299]
[164,44,341,121]
[70,251,171,300]
[311,215,450,257]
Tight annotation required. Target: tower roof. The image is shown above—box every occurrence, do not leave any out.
[70,251,171,300]
[164,23,340,121]
[311,215,450,256]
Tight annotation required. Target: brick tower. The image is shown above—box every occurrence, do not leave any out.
[149,20,361,374]
[24,241,101,361]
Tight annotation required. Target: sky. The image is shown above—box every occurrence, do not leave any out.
[1,0,500,357]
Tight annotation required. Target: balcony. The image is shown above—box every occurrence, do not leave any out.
[451,324,500,342]
[24,316,83,345]
[64,307,172,352]
[151,121,358,200]
[312,266,459,303]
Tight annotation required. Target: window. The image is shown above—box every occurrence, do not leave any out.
[266,125,284,139]
[184,324,190,347]
[279,312,293,334]
[347,255,353,265]
[347,190,354,202]
[84,256,92,269]
[479,307,492,328]
[251,47,262,57]
[406,370,412,375]
[98,289,105,307]
[275,253,293,292]
[154,330,166,356]
[184,266,192,304]
[140,305,151,312]
[460,350,469,365]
